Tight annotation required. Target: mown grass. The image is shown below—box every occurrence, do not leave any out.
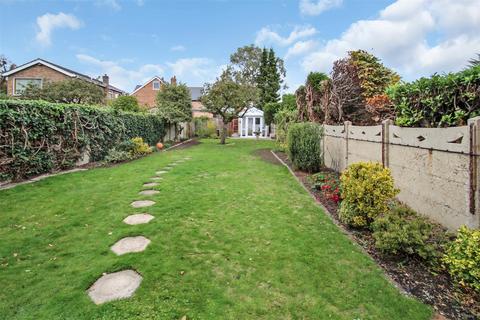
[0,139,432,319]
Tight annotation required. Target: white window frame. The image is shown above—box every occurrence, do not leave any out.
[152,80,161,90]
[13,78,43,96]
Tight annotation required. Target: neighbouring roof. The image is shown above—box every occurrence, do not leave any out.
[188,87,203,101]
[130,76,165,95]
[2,58,125,94]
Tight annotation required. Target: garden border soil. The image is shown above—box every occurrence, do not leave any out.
[271,150,479,320]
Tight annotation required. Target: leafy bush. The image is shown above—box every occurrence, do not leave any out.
[443,226,480,292]
[194,117,217,138]
[264,102,280,126]
[129,137,153,156]
[20,78,105,104]
[372,204,446,262]
[110,95,141,112]
[274,108,298,151]
[0,99,165,181]
[287,122,323,172]
[339,162,398,228]
[103,149,132,163]
[311,171,341,203]
[387,65,480,127]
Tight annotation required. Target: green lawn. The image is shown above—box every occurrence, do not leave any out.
[0,139,431,319]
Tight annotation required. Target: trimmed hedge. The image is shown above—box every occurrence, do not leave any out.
[0,99,165,181]
[387,65,480,127]
[287,122,323,172]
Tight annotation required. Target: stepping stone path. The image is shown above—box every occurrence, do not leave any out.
[139,190,159,196]
[87,270,143,305]
[130,200,155,208]
[123,213,155,225]
[111,236,151,255]
[88,156,190,304]
[143,182,159,188]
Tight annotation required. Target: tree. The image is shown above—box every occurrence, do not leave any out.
[110,95,141,112]
[0,55,13,94]
[468,53,480,67]
[21,78,105,104]
[229,44,286,98]
[263,102,280,126]
[202,68,259,144]
[266,48,281,103]
[156,82,192,141]
[280,93,296,111]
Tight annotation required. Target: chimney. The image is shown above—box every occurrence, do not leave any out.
[102,74,109,99]
[170,75,177,85]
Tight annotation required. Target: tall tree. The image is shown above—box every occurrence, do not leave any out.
[156,82,192,141]
[202,68,258,144]
[266,48,281,103]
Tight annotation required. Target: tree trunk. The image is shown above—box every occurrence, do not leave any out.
[220,122,228,144]
[174,123,178,142]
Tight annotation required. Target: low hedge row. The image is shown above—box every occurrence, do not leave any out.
[0,99,166,181]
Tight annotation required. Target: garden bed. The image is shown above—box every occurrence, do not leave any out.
[273,150,479,320]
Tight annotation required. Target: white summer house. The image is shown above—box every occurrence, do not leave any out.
[237,107,268,138]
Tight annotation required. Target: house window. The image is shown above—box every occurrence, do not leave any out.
[153,80,160,90]
[14,78,42,95]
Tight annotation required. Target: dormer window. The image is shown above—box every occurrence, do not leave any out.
[153,80,161,90]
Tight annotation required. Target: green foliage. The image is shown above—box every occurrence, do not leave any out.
[110,95,141,112]
[280,93,296,111]
[274,108,298,151]
[103,149,132,163]
[194,117,217,138]
[202,68,258,144]
[387,65,480,127]
[443,226,480,292]
[263,102,280,125]
[0,99,165,181]
[339,162,398,228]
[258,48,283,108]
[350,50,400,99]
[129,137,153,156]
[156,82,192,124]
[21,78,105,104]
[287,122,323,172]
[372,204,447,262]
[306,72,329,91]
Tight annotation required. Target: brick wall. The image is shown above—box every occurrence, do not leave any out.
[6,65,69,96]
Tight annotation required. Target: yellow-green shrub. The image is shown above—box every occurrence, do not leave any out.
[443,226,480,292]
[339,162,398,228]
[130,137,152,156]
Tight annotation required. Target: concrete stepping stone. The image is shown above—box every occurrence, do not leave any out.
[156,170,167,175]
[130,200,155,208]
[111,236,151,255]
[143,182,158,187]
[123,213,154,225]
[169,163,178,166]
[150,177,162,181]
[139,189,159,196]
[164,166,173,170]
[87,270,142,305]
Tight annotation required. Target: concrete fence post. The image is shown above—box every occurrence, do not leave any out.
[467,116,480,218]
[344,121,351,168]
[382,119,394,168]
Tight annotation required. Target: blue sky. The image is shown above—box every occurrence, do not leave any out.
[1,0,479,93]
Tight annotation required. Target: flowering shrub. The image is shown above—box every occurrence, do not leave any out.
[443,226,480,293]
[311,172,341,203]
[129,137,153,156]
[339,162,398,228]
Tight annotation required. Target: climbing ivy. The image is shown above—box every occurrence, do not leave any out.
[0,99,165,181]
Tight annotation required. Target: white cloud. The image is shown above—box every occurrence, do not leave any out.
[299,0,342,16]
[255,25,317,46]
[170,45,186,52]
[285,40,318,59]
[76,54,164,92]
[301,0,480,80]
[136,0,145,6]
[35,12,82,46]
[95,0,121,11]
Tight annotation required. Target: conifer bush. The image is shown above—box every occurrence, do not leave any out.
[286,122,323,172]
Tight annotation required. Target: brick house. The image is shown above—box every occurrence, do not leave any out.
[2,58,125,99]
[131,76,214,118]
